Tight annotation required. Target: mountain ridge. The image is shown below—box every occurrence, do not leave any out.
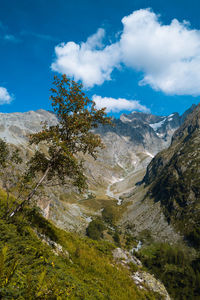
[143,103,200,247]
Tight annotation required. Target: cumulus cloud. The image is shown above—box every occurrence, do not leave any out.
[52,8,200,95]
[92,95,149,113]
[0,87,13,104]
[51,28,120,87]
[120,9,200,95]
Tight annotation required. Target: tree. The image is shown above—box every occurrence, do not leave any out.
[9,75,111,216]
[0,140,23,214]
[86,218,106,240]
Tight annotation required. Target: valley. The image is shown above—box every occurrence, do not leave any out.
[0,104,200,299]
[0,106,193,236]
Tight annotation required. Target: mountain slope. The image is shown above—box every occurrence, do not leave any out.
[143,103,200,247]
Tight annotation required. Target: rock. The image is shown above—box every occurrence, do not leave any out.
[34,230,70,258]
[113,248,170,299]
[132,271,171,300]
[112,247,142,266]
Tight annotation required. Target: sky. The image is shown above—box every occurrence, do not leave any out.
[1,0,200,117]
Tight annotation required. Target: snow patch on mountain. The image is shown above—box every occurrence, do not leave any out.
[149,118,166,131]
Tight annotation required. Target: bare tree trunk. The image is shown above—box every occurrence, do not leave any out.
[8,165,50,217]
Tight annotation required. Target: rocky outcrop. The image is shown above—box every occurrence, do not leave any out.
[34,229,70,257]
[112,247,142,266]
[132,271,171,300]
[112,247,170,300]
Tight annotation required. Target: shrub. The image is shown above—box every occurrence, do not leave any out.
[113,231,121,246]
[102,205,117,225]
[86,218,106,240]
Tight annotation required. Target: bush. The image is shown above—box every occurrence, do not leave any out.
[187,226,200,248]
[102,205,117,225]
[113,231,121,246]
[86,218,106,240]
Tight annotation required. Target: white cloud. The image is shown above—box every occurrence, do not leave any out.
[0,87,13,104]
[92,95,149,113]
[120,9,200,95]
[52,8,200,95]
[51,28,120,87]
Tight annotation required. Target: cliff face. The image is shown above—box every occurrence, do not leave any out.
[0,109,58,146]
[143,104,200,247]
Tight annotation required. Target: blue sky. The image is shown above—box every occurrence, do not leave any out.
[1,0,200,117]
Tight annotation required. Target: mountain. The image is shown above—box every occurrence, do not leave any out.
[0,105,199,300]
[143,103,200,247]
[120,105,199,243]
[118,104,200,299]
[0,107,194,233]
[0,109,57,146]
[0,107,188,156]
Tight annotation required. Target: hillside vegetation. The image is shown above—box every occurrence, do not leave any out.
[0,189,158,299]
[137,242,200,300]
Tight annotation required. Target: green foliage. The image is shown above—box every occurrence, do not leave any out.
[86,218,106,240]
[128,262,138,273]
[138,242,200,299]
[138,229,153,243]
[0,139,22,170]
[0,140,24,214]
[187,225,200,248]
[0,246,18,289]
[113,231,121,246]
[102,205,116,225]
[125,234,137,250]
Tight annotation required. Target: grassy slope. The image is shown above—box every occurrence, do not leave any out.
[0,189,158,300]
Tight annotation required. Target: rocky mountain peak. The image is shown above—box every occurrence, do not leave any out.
[120,111,162,124]
[172,103,200,144]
